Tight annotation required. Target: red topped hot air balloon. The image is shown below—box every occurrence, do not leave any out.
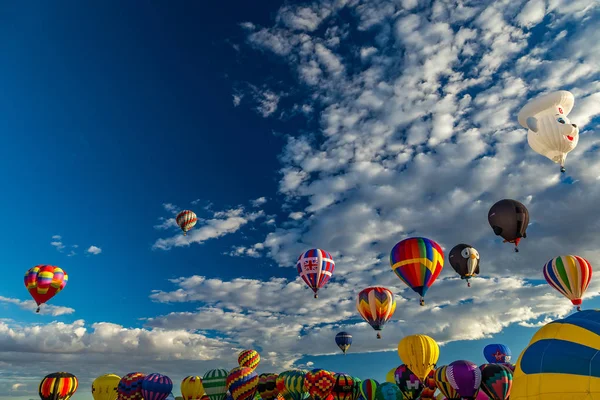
[24,265,68,313]
[176,210,198,236]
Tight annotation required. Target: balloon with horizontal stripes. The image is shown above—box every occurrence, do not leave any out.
[542,254,592,311]
[257,373,279,400]
[39,372,78,400]
[390,237,444,306]
[296,248,335,298]
[238,349,261,371]
[227,367,259,400]
[24,265,68,313]
[356,286,396,339]
[331,374,354,400]
[203,369,229,400]
[335,332,352,355]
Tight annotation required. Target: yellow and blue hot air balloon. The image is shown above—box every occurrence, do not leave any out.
[512,309,600,399]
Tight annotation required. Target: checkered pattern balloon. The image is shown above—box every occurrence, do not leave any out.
[304,369,335,400]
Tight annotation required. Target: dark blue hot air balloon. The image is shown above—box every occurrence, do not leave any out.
[483,343,512,363]
[335,332,352,355]
[141,373,173,400]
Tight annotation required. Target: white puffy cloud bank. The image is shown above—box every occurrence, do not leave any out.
[2,0,600,398]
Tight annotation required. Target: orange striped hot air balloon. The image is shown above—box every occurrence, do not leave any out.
[543,255,593,311]
[356,287,396,339]
[39,372,78,400]
[238,349,261,371]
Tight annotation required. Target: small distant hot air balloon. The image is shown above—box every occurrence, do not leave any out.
[227,367,259,400]
[304,369,335,400]
[92,374,120,400]
[517,90,579,173]
[181,376,205,400]
[483,344,512,364]
[359,379,378,400]
[479,364,512,400]
[394,365,423,399]
[203,369,229,400]
[257,373,279,400]
[24,265,68,313]
[176,210,198,236]
[488,199,529,252]
[356,286,396,339]
[297,249,335,298]
[374,382,401,400]
[446,360,482,400]
[390,237,444,306]
[335,332,352,355]
[239,349,261,371]
[449,244,480,287]
[39,372,78,400]
[543,255,592,311]
[398,334,439,382]
[142,374,173,400]
[433,366,459,400]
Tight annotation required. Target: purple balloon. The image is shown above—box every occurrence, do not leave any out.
[446,360,482,399]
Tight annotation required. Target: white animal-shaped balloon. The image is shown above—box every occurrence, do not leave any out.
[517,90,579,173]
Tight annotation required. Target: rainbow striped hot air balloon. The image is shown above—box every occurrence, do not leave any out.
[359,379,378,400]
[390,237,444,306]
[296,248,335,298]
[433,366,458,400]
[227,367,259,400]
[39,372,78,400]
[24,265,68,313]
[283,370,308,400]
[356,287,396,339]
[543,255,592,311]
[238,349,261,371]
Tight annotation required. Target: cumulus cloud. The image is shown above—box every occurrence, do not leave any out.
[251,197,268,207]
[86,245,102,255]
[0,296,75,316]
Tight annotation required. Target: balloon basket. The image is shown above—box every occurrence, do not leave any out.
[36,307,40,313]
[376,333,381,339]
[314,294,318,299]
[467,282,471,287]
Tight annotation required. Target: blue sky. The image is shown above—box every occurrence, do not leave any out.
[1,1,600,399]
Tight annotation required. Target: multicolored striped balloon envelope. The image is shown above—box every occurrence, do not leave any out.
[356,286,396,339]
[238,349,261,371]
[227,367,259,400]
[257,373,279,400]
[24,265,68,312]
[304,369,335,400]
[39,372,78,400]
[478,364,512,400]
[176,210,197,236]
[296,248,335,298]
[203,369,229,400]
[543,255,592,311]
[331,373,355,400]
[359,379,378,400]
[142,373,174,400]
[283,370,308,400]
[433,366,458,400]
[118,372,146,400]
[390,237,444,306]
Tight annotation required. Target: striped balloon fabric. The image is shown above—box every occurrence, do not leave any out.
[227,367,259,400]
[24,265,68,312]
[39,372,78,400]
[296,248,335,298]
[331,374,354,400]
[543,255,592,311]
[356,286,396,339]
[203,369,229,400]
[359,379,378,400]
[283,370,308,400]
[142,373,174,400]
[257,373,279,400]
[433,366,458,400]
[238,349,261,371]
[176,210,198,235]
[118,372,146,400]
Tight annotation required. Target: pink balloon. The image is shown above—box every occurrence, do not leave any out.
[476,391,490,400]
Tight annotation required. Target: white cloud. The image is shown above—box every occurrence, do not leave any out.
[233,93,244,106]
[50,240,65,251]
[86,245,102,255]
[288,211,304,220]
[163,203,179,214]
[0,296,75,316]
[251,197,268,207]
[51,235,62,240]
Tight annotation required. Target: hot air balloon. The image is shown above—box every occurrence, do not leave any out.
[203,369,229,400]
[385,368,395,384]
[176,210,198,235]
[296,249,335,298]
[517,90,579,173]
[394,365,423,400]
[283,370,308,400]
[478,364,512,400]
[359,379,378,400]
[227,367,259,400]
[118,372,145,400]
[446,360,482,400]
[276,372,292,400]
[374,383,401,400]
[418,370,437,400]
[351,377,361,400]
[488,199,529,252]
[24,265,68,313]
[335,332,352,355]
[390,237,444,306]
[39,372,78,400]
[499,363,515,372]
[434,366,459,400]
[331,374,355,400]
[239,349,261,371]
[304,369,335,400]
[483,344,512,364]
[181,376,205,400]
[543,255,592,311]
[142,374,173,400]
[398,334,439,381]
[512,310,600,399]
[257,373,279,400]
[356,286,396,339]
[449,244,480,287]
[92,374,120,400]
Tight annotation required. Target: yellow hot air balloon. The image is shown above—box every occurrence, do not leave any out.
[397,334,439,381]
[92,374,120,400]
[385,368,396,384]
[181,376,205,400]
